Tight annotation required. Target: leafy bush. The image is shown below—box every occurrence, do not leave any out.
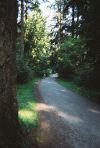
[37,69,51,77]
[73,63,94,87]
[56,37,87,80]
[29,54,51,77]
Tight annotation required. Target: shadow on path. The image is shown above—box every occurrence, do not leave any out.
[35,77,100,148]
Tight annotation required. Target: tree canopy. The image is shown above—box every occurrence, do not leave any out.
[50,0,100,89]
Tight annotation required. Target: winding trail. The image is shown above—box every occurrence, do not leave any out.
[36,76,100,148]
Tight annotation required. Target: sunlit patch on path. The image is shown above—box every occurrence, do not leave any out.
[36,77,100,148]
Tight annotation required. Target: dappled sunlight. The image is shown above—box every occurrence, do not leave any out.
[55,88,67,93]
[17,79,39,128]
[36,103,55,112]
[46,81,57,85]
[37,103,82,124]
[89,109,100,114]
[61,89,66,92]
[19,109,38,126]
[19,110,34,120]
[57,110,83,124]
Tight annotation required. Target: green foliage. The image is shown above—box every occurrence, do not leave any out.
[58,79,100,102]
[56,37,98,88]
[73,62,94,87]
[50,0,100,90]
[16,8,51,83]
[58,79,83,93]
[56,37,87,79]
[32,55,51,77]
[24,10,46,53]
[16,53,33,84]
[24,10,51,77]
[17,79,39,131]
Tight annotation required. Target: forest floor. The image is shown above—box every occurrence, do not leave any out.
[17,79,39,148]
[36,77,100,148]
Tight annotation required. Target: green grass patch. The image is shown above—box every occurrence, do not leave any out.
[58,79,100,102]
[58,79,82,93]
[17,79,39,131]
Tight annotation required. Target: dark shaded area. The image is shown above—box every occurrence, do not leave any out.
[0,0,22,147]
[50,0,100,91]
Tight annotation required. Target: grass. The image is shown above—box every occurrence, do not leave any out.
[58,80,82,93]
[17,79,39,131]
[58,79,100,102]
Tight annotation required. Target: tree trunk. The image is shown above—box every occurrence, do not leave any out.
[25,0,28,20]
[72,2,75,37]
[0,0,19,147]
[76,8,79,38]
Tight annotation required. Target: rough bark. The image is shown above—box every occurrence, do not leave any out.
[0,0,19,147]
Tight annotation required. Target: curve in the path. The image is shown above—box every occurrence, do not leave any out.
[37,77,100,148]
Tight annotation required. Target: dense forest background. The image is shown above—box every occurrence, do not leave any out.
[17,0,100,89]
[0,0,100,147]
[50,0,100,89]
[16,0,51,83]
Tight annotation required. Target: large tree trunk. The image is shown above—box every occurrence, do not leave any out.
[0,0,19,147]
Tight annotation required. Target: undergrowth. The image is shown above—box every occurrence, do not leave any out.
[17,79,39,131]
[58,79,100,102]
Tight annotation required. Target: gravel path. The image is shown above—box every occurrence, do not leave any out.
[36,77,100,148]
